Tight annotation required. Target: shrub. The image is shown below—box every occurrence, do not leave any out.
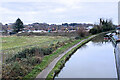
[6,47,54,63]
[3,62,28,79]
[89,28,98,34]
[43,48,53,55]
[75,36,81,39]
[26,57,42,66]
[76,27,88,37]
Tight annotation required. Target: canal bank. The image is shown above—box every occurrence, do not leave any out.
[47,35,97,79]
[52,34,118,79]
[35,35,96,79]
[106,33,120,79]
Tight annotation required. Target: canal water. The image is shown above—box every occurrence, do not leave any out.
[55,34,118,79]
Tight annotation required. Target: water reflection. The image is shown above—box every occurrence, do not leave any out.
[81,34,110,50]
[55,34,118,78]
[92,34,105,43]
[91,34,111,46]
[79,44,88,50]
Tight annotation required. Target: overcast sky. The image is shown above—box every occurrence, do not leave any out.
[0,0,119,25]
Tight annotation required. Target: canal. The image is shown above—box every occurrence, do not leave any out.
[55,34,118,79]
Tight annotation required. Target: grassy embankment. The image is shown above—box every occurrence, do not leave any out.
[2,36,69,60]
[2,36,70,79]
[24,35,93,79]
[47,35,95,79]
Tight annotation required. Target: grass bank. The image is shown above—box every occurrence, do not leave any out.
[24,35,93,79]
[2,36,69,50]
[2,36,69,79]
[46,35,96,79]
[46,31,114,79]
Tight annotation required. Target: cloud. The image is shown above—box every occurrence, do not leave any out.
[50,8,66,13]
[0,1,118,24]
[0,7,13,14]
[1,0,119,2]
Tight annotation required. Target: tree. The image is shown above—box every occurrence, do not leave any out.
[13,18,24,33]
[89,18,114,35]
[89,27,98,34]
[77,27,88,37]
[62,23,69,27]
[102,19,113,31]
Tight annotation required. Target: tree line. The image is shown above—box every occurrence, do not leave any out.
[89,18,115,34]
[9,18,116,35]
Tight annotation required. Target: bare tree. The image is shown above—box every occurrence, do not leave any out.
[76,27,88,37]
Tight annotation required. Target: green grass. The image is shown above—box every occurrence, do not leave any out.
[2,36,69,50]
[24,35,93,79]
[1,36,70,61]
[2,35,72,79]
[46,36,95,79]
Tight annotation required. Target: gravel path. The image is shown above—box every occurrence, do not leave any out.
[35,35,96,79]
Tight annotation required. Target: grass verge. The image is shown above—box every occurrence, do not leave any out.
[46,35,95,79]
[24,35,93,80]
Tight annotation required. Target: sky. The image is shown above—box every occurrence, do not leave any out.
[0,0,119,25]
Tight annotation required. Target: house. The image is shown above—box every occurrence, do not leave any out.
[32,30,47,33]
[86,26,94,31]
